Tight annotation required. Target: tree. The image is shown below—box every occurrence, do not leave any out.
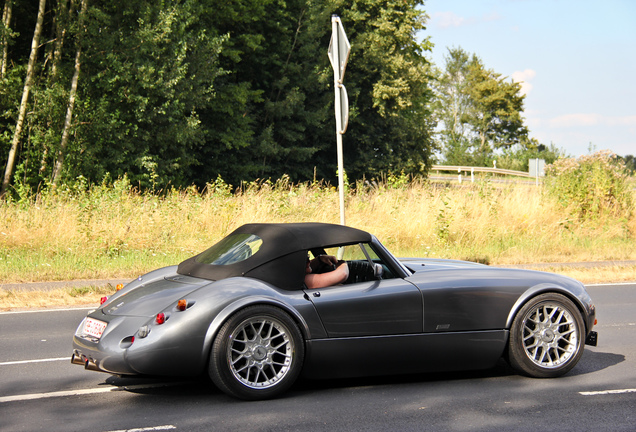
[51,0,87,185]
[0,0,438,194]
[73,0,227,188]
[1,0,45,198]
[433,47,528,166]
[189,0,436,187]
[1,0,13,79]
[328,0,436,180]
[497,139,564,172]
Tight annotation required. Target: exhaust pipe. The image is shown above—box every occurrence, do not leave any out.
[71,353,85,366]
[84,359,101,372]
[71,352,105,372]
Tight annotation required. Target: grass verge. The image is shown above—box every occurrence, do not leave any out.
[1,265,634,312]
[1,175,635,303]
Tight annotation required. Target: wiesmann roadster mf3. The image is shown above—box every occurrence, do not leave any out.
[72,222,598,400]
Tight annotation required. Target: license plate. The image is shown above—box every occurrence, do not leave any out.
[83,318,107,339]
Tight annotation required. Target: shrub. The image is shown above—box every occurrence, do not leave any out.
[544,151,634,220]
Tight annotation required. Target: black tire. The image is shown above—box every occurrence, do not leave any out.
[209,305,304,400]
[508,293,585,378]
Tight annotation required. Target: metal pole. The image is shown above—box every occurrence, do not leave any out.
[332,16,346,226]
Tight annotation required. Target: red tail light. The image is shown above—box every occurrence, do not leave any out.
[100,296,108,305]
[156,313,166,325]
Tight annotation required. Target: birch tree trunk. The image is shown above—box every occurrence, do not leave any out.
[50,0,72,82]
[1,0,12,79]
[51,0,86,185]
[1,0,46,199]
[40,0,73,174]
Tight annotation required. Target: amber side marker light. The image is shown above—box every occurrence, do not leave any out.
[177,299,187,311]
[116,283,124,291]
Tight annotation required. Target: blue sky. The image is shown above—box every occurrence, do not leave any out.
[421,0,636,158]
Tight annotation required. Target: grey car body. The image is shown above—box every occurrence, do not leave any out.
[72,222,597,400]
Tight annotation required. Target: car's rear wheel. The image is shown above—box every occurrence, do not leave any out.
[508,293,585,378]
[209,305,304,400]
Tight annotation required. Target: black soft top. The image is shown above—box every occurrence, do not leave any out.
[177,222,372,290]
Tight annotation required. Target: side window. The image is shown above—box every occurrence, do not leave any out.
[315,243,395,283]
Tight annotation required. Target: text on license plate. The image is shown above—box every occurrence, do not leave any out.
[83,318,107,339]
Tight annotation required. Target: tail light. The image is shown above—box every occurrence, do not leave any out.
[156,312,166,325]
[177,299,187,311]
[100,296,108,305]
[116,283,124,291]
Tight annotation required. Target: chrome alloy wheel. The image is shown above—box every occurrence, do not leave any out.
[227,316,294,389]
[521,301,580,368]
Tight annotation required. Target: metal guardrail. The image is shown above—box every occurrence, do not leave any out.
[431,165,531,178]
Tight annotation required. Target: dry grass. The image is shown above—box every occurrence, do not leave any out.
[2,265,634,312]
[518,265,636,285]
[1,177,635,284]
[0,284,114,311]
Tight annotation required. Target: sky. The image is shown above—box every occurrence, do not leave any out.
[421,0,636,158]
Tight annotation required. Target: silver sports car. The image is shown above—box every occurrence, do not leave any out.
[72,222,598,400]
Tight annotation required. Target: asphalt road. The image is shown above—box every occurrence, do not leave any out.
[1,284,634,432]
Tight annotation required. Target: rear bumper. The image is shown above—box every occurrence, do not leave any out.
[72,314,148,375]
[72,334,138,375]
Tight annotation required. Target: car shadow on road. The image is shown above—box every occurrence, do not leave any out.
[566,349,625,376]
[96,350,623,402]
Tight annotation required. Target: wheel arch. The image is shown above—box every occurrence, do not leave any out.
[200,296,311,364]
[505,283,590,332]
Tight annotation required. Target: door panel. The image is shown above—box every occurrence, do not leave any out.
[304,278,422,337]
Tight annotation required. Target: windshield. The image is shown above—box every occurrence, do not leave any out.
[195,234,263,265]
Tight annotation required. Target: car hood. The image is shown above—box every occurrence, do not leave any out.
[400,258,487,273]
[102,269,211,317]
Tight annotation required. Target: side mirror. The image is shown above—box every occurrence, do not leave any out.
[373,263,383,280]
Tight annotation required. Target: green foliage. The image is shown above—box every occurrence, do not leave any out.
[76,0,227,189]
[544,151,634,220]
[433,47,529,166]
[620,154,636,174]
[496,140,564,172]
[334,0,436,180]
[436,191,453,244]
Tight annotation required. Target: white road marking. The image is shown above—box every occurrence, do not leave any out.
[580,389,636,396]
[587,282,636,287]
[0,357,69,366]
[105,426,176,432]
[0,307,94,315]
[0,382,185,403]
[598,323,636,328]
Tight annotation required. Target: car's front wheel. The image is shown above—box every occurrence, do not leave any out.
[209,305,304,400]
[508,293,585,378]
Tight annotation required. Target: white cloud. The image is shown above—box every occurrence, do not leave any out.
[433,11,467,29]
[511,69,536,96]
[433,11,502,29]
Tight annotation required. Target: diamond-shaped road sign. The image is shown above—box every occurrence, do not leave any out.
[328,16,351,83]
[328,15,350,134]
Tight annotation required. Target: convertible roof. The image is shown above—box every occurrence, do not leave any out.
[177,223,372,289]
